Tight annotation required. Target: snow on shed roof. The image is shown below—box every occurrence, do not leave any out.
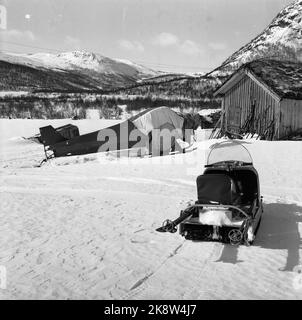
[215,59,302,100]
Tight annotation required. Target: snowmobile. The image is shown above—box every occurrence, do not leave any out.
[156,141,263,245]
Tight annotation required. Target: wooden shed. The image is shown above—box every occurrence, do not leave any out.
[214,59,302,140]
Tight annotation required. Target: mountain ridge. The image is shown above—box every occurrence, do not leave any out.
[0,0,301,97]
[209,0,302,77]
[115,0,302,100]
[0,50,161,92]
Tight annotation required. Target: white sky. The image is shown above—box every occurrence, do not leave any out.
[0,0,294,73]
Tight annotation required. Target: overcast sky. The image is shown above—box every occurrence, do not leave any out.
[0,0,294,73]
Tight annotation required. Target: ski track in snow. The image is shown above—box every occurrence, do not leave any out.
[0,119,302,299]
[121,240,187,300]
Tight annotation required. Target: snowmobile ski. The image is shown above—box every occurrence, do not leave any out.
[156,208,195,233]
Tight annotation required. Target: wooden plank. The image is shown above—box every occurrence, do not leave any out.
[279,99,302,137]
[218,69,291,140]
[245,70,281,102]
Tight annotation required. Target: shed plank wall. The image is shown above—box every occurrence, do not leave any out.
[224,75,280,138]
[280,99,302,137]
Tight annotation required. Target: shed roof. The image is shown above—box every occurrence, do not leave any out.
[214,59,302,100]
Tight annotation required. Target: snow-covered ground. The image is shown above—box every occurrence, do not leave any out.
[0,119,302,299]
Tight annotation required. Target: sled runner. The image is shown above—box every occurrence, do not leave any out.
[156,141,263,245]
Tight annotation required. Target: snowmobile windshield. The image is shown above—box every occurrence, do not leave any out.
[207,141,253,166]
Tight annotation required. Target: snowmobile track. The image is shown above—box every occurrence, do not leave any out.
[121,241,224,300]
[121,240,187,300]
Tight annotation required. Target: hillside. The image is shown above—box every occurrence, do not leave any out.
[0,51,160,92]
[0,60,102,92]
[209,0,302,78]
[113,75,223,100]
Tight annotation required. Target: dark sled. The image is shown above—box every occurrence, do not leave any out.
[27,124,79,145]
[157,141,263,245]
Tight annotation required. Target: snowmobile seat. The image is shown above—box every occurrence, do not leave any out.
[196,173,243,206]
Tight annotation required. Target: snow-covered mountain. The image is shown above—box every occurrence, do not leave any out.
[1,0,300,96]
[209,0,302,77]
[20,51,158,78]
[116,0,302,101]
[0,50,160,92]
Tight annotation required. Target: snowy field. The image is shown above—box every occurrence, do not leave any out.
[0,119,302,299]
